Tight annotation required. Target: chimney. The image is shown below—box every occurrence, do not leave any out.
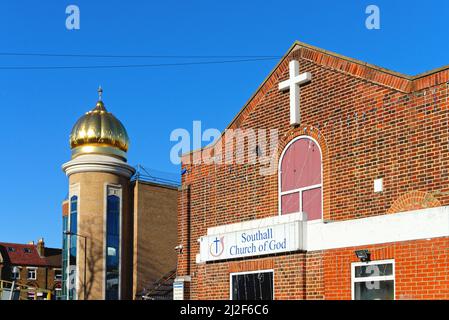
[37,238,45,257]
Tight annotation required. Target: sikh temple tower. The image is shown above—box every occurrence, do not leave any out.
[62,87,135,300]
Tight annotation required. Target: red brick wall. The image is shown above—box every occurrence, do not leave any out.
[323,237,449,300]
[180,237,449,300]
[194,255,306,300]
[177,43,449,299]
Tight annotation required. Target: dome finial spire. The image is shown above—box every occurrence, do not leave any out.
[94,86,106,111]
[98,85,103,101]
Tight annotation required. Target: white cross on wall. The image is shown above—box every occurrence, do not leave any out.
[278,60,312,126]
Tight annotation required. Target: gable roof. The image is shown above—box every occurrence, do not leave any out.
[182,40,449,159]
[0,242,61,268]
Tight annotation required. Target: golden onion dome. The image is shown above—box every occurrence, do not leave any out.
[69,88,129,160]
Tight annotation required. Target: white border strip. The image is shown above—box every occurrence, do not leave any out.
[207,212,304,235]
[305,206,449,251]
[205,206,449,252]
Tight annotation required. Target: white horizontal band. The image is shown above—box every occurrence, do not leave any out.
[203,206,449,253]
[62,154,135,178]
[305,206,449,251]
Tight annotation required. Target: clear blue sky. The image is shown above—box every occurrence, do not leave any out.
[0,0,448,247]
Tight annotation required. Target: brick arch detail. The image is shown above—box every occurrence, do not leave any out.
[387,191,441,214]
[278,126,330,220]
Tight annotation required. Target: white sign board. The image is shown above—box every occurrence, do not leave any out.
[199,220,303,262]
[173,281,184,300]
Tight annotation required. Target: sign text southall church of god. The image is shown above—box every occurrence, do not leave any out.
[199,219,302,262]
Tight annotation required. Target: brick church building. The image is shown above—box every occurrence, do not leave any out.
[175,41,449,300]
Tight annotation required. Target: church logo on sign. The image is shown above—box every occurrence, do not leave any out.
[210,236,225,257]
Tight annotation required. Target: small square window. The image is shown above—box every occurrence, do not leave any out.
[23,248,32,254]
[231,271,274,300]
[352,260,394,300]
[27,268,37,280]
[11,269,20,280]
[54,269,62,280]
[7,247,16,252]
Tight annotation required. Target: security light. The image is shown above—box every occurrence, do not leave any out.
[174,244,183,254]
[355,249,371,262]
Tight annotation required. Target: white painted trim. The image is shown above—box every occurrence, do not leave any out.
[229,269,274,300]
[207,212,304,236]
[62,154,135,178]
[204,206,449,253]
[278,136,323,222]
[280,183,322,196]
[54,268,62,281]
[305,206,449,251]
[351,259,395,300]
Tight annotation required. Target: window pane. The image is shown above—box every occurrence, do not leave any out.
[281,139,321,192]
[62,216,68,300]
[281,193,299,215]
[232,272,273,300]
[302,188,322,221]
[106,195,120,300]
[68,196,77,300]
[11,270,19,279]
[354,280,394,300]
[355,264,393,278]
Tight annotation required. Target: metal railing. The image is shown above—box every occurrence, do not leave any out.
[132,164,180,188]
[138,268,177,300]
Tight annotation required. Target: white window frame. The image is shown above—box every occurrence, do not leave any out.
[229,269,274,300]
[103,184,123,300]
[351,259,395,300]
[68,182,80,300]
[11,267,20,280]
[27,267,37,280]
[54,268,62,280]
[278,136,323,222]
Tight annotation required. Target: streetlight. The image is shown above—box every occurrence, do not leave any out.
[64,231,88,300]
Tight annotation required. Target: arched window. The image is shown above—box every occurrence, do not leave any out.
[279,137,322,221]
